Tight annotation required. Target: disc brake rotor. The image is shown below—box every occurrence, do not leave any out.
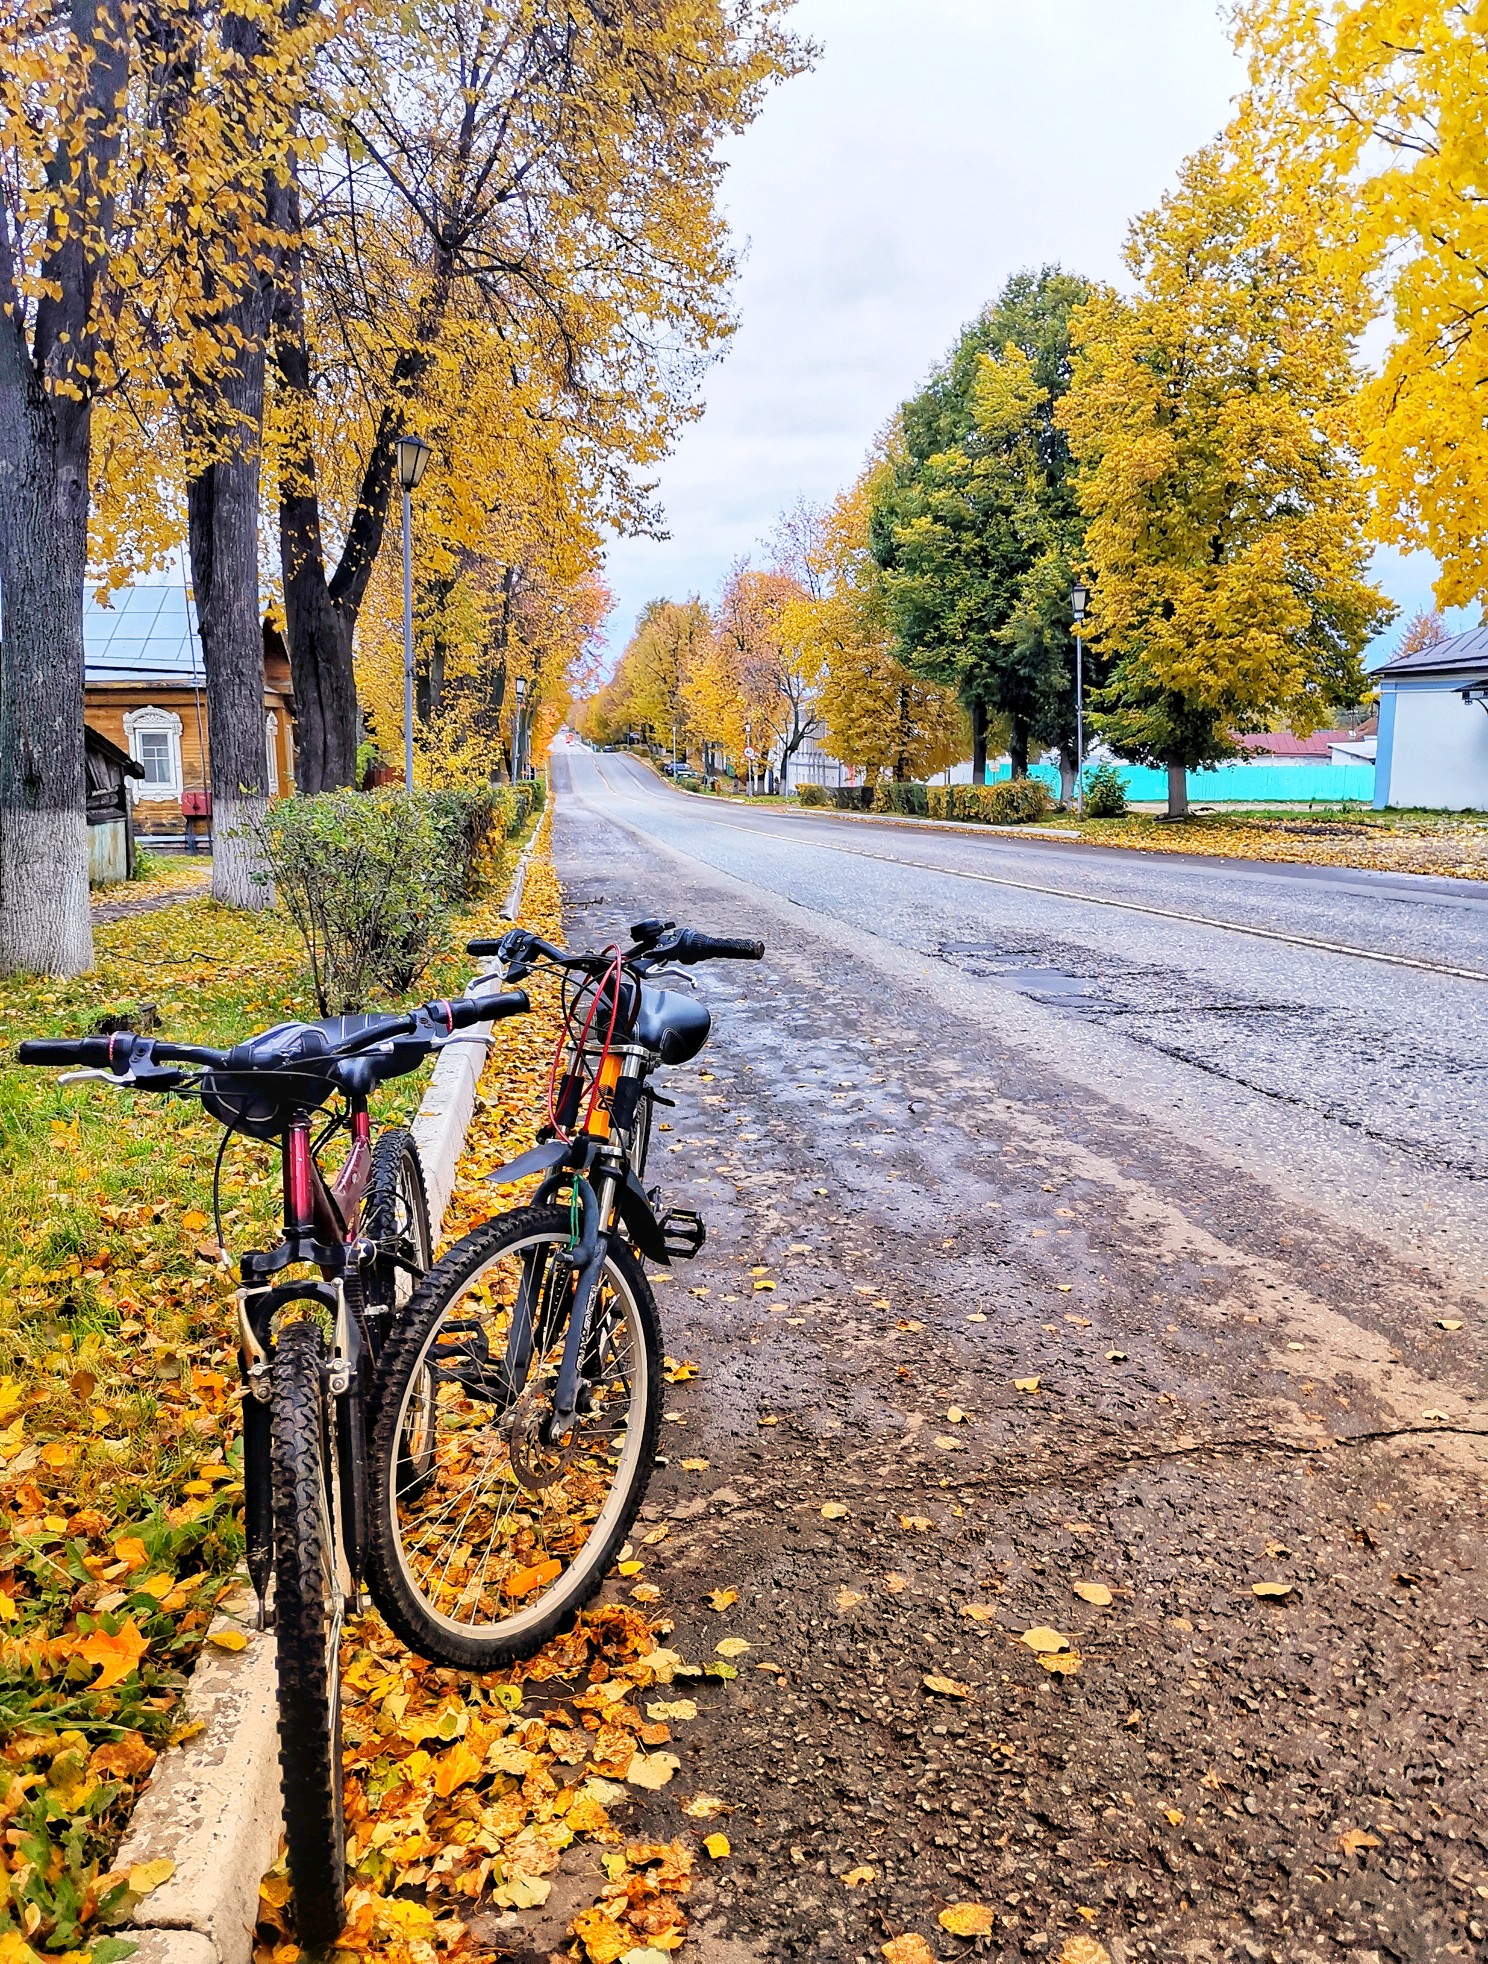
[507,1380,580,1492]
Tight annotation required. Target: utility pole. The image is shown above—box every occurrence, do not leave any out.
[1071,581,1090,816]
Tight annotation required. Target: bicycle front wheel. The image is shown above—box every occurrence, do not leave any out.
[367,1204,663,1671]
[270,1320,347,1948]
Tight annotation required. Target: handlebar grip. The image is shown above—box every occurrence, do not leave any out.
[429,991,530,1032]
[17,1038,109,1066]
[671,931,766,964]
[466,940,504,958]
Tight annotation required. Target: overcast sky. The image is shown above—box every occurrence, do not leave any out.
[599,0,1460,668]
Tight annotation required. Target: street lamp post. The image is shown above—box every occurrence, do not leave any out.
[396,434,431,790]
[1071,581,1090,817]
[513,676,527,781]
[744,720,753,796]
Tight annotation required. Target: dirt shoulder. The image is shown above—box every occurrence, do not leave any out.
[551,795,1488,1964]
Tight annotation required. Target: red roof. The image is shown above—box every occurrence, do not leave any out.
[1235,731,1338,759]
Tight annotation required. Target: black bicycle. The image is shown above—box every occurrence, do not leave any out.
[365,919,763,1670]
[17,984,528,1946]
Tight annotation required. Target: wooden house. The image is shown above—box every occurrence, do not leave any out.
[83,584,296,839]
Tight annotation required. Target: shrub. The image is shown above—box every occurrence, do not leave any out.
[925,779,1055,824]
[870,782,928,817]
[1083,763,1128,818]
[259,788,506,1014]
[829,785,875,811]
[796,782,829,807]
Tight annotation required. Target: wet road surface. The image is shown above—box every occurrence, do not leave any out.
[520,752,1488,1964]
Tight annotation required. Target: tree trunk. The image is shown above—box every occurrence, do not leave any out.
[0,354,93,975]
[1166,761,1189,818]
[1009,717,1029,779]
[1058,744,1077,805]
[970,699,988,785]
[187,320,273,907]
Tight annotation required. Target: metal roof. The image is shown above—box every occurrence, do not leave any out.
[1374,623,1488,679]
[84,583,204,686]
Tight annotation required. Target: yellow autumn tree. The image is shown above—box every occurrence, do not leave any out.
[803,471,968,782]
[1235,0,1488,610]
[1057,144,1391,816]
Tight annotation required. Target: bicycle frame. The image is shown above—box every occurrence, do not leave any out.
[238,1093,378,1631]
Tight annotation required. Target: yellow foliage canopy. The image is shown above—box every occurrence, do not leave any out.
[1236,0,1488,607]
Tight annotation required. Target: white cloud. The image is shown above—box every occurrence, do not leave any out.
[600,0,1462,670]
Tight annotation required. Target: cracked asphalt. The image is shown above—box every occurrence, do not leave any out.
[502,751,1488,1964]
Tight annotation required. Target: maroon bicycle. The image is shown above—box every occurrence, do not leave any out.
[18,984,528,1944]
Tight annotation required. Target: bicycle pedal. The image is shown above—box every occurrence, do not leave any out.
[658,1207,706,1261]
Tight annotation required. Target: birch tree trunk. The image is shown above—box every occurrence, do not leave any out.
[186,291,273,909]
[0,356,93,975]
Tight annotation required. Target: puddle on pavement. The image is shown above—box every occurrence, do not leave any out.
[938,939,1099,1005]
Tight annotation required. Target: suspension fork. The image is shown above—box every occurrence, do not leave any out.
[549,1167,618,1435]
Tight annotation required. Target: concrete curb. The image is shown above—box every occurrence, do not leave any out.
[117,825,542,1964]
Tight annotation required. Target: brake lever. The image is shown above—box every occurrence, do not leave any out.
[58,1068,132,1086]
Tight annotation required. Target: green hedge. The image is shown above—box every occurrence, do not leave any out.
[258,786,526,1014]
[796,782,829,807]
[870,782,929,817]
[926,779,1054,824]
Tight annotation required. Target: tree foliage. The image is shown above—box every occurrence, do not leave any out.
[1236,0,1488,610]
[800,471,967,783]
[868,267,1093,776]
[1057,145,1391,806]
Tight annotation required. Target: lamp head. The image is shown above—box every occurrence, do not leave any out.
[514,676,526,702]
[1071,582,1090,622]
[395,433,431,491]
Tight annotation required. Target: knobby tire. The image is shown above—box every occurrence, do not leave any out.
[270,1320,347,1949]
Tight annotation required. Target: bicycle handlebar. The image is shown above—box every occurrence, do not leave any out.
[15,989,530,1083]
[469,925,765,977]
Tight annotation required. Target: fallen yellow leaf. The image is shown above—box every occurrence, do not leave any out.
[1057,1939,1112,1964]
[1013,1377,1041,1393]
[206,1628,248,1652]
[624,1750,680,1790]
[703,1832,731,1858]
[842,1865,877,1886]
[834,1588,864,1612]
[707,1587,738,1612]
[1041,1650,1082,1675]
[81,1618,147,1690]
[1338,1828,1382,1855]
[680,1793,726,1820]
[899,1515,933,1532]
[1251,1581,1294,1600]
[922,1673,970,1699]
[939,1902,995,1936]
[127,1859,175,1896]
[960,1604,997,1623]
[1073,1582,1112,1607]
[1018,1626,1071,1655]
[882,1937,936,1964]
[820,1502,848,1519]
[715,1636,750,1658]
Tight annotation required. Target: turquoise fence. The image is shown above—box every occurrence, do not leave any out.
[991,761,1375,805]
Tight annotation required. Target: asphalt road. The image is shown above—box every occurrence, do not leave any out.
[499,751,1488,1964]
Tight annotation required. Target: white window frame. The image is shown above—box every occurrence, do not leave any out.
[123,706,184,802]
[265,712,280,796]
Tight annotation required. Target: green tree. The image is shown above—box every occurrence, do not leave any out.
[1058,146,1390,817]
[869,267,1093,782]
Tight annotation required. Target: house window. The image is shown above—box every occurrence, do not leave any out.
[123,707,184,802]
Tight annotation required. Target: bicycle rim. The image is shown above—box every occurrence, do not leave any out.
[382,1219,655,1650]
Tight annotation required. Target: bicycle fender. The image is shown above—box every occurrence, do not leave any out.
[486,1141,570,1186]
[615,1170,669,1265]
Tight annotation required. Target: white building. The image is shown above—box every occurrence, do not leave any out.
[1374,626,1488,810]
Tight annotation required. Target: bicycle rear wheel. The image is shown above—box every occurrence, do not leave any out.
[365,1128,432,1319]
[366,1203,663,1671]
[270,1320,347,1948]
